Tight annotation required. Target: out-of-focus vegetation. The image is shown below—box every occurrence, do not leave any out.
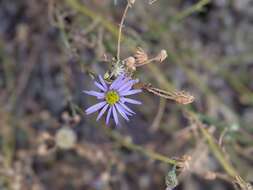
[0,0,252,189]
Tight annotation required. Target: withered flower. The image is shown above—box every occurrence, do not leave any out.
[155,49,168,63]
[134,47,148,65]
[124,56,136,71]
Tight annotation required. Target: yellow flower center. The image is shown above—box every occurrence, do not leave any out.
[105,91,120,105]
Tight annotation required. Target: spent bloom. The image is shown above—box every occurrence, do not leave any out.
[84,75,142,125]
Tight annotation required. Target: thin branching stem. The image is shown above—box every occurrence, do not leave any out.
[117,3,130,61]
[135,57,157,67]
[72,103,179,166]
[104,127,179,165]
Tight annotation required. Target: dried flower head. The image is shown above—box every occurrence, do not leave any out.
[111,60,126,77]
[84,75,142,125]
[124,56,136,71]
[134,47,148,65]
[173,91,195,105]
[55,127,77,149]
[143,84,194,105]
[155,49,168,63]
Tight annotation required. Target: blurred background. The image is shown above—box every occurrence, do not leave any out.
[0,0,252,189]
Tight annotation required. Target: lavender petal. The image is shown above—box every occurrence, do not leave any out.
[110,75,124,90]
[106,106,112,125]
[113,77,130,90]
[96,104,109,121]
[94,81,107,92]
[118,101,135,115]
[118,79,139,92]
[121,97,142,105]
[120,89,142,96]
[115,103,129,121]
[98,75,108,90]
[85,101,106,115]
[112,106,119,125]
[83,90,105,99]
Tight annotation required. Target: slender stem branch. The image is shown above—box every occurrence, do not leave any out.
[174,0,210,21]
[117,3,130,61]
[135,57,157,67]
[71,102,179,166]
[186,111,240,178]
[104,127,179,165]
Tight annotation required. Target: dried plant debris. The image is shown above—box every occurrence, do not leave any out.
[140,83,194,105]
[0,0,252,189]
[83,2,194,126]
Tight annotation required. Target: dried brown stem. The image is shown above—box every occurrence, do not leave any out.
[117,3,130,60]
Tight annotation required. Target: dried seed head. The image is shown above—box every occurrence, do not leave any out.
[134,47,148,65]
[55,127,77,149]
[124,56,136,71]
[155,49,167,63]
[174,91,195,105]
[142,84,194,105]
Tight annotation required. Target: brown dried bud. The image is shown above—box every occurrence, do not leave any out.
[124,56,136,71]
[155,49,167,63]
[134,47,148,65]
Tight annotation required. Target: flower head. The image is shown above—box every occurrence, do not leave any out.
[84,75,142,125]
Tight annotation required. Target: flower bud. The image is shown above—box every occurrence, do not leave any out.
[156,49,167,63]
[125,56,136,71]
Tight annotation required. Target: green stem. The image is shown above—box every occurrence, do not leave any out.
[64,0,119,38]
[173,0,210,21]
[105,128,179,165]
[64,0,248,183]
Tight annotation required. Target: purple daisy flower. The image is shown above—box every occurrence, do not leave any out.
[84,75,142,125]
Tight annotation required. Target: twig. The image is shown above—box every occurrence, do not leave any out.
[117,2,131,60]
[104,127,179,166]
[188,111,238,178]
[219,128,228,146]
[64,0,250,185]
[7,47,38,111]
[71,102,180,166]
[150,98,166,131]
[174,0,210,21]
[64,0,119,38]
[186,111,252,189]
